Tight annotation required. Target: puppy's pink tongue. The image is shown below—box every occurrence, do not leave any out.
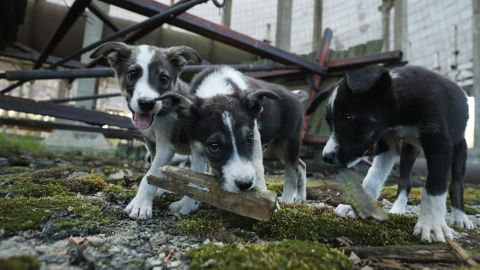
[133,113,154,129]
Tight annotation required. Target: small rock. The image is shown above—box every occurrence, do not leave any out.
[201,258,217,268]
[110,246,121,253]
[475,213,480,218]
[349,252,361,265]
[67,171,89,180]
[107,170,127,182]
[202,239,210,245]
[167,261,181,268]
[152,266,163,270]
[0,157,8,167]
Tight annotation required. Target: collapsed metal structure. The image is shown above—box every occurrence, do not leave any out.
[0,0,403,146]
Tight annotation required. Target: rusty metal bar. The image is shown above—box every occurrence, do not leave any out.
[50,0,207,69]
[100,0,326,75]
[46,93,122,103]
[0,47,86,69]
[0,95,134,129]
[301,28,332,139]
[1,64,298,81]
[326,50,403,71]
[87,2,120,32]
[0,118,142,140]
[0,0,91,94]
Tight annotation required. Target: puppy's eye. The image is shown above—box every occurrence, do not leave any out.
[246,132,254,143]
[160,74,170,85]
[128,70,139,80]
[208,142,221,153]
[344,113,355,122]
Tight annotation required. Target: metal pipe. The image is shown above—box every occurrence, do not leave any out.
[46,92,122,103]
[1,64,299,81]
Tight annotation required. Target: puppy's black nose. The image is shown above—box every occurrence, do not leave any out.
[138,99,155,112]
[235,180,253,191]
[322,152,335,164]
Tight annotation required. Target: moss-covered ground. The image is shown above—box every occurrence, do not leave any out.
[0,132,479,269]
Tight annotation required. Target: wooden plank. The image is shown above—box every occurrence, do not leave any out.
[0,95,134,129]
[335,169,388,222]
[147,166,277,221]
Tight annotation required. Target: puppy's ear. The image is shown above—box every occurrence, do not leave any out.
[345,65,391,94]
[245,89,281,114]
[306,90,331,115]
[166,46,202,70]
[90,42,131,67]
[158,92,197,118]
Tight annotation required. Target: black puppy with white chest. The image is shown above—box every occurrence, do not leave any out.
[308,65,473,242]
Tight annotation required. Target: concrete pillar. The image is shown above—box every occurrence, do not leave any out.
[76,0,107,109]
[275,0,292,51]
[221,0,232,28]
[393,0,408,57]
[473,0,480,149]
[312,0,323,51]
[381,0,394,52]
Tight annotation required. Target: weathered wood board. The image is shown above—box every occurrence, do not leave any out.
[147,166,278,221]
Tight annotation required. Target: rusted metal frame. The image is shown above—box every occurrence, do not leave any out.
[0,117,142,140]
[2,64,299,81]
[0,47,86,69]
[300,28,332,140]
[0,0,91,94]
[0,0,205,94]
[0,95,134,129]
[50,0,208,69]
[87,2,120,32]
[100,0,326,75]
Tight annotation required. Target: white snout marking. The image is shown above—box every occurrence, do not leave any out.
[322,132,339,158]
[130,45,162,113]
[221,111,257,192]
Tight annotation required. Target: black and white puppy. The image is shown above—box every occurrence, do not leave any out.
[90,42,205,219]
[308,65,473,242]
[161,66,307,202]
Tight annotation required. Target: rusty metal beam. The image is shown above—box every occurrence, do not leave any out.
[326,50,403,71]
[50,0,207,69]
[0,95,134,129]
[0,117,142,140]
[1,64,298,81]
[100,0,326,75]
[0,47,86,69]
[0,0,91,94]
[301,28,332,139]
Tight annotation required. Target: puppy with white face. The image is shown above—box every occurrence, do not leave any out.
[161,66,307,202]
[308,65,474,243]
[90,42,205,219]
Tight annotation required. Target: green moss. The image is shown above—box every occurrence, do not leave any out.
[254,205,419,246]
[187,240,352,270]
[464,206,480,215]
[5,182,69,198]
[0,166,32,175]
[0,256,40,270]
[0,195,120,233]
[0,133,47,156]
[103,184,137,204]
[177,210,226,238]
[64,173,107,194]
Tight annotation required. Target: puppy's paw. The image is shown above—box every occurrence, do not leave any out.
[450,209,474,229]
[279,192,296,204]
[414,216,453,243]
[169,196,199,215]
[335,204,357,219]
[125,196,153,219]
[389,202,407,214]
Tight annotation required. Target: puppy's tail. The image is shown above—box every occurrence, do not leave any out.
[306,90,331,115]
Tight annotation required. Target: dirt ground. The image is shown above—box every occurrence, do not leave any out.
[0,136,479,270]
